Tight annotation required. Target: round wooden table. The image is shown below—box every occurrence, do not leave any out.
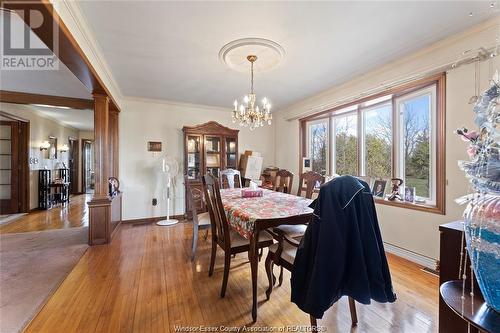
[440,280,500,333]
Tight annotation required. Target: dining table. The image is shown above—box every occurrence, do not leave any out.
[220,187,314,322]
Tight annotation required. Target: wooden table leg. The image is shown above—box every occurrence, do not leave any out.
[250,230,259,322]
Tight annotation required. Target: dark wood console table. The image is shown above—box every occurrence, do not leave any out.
[440,280,500,333]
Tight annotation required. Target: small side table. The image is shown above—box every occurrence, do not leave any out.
[49,182,70,206]
[440,280,500,333]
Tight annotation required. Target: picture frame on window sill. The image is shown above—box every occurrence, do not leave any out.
[372,179,387,198]
[404,186,416,203]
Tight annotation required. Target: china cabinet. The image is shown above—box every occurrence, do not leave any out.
[182,121,239,215]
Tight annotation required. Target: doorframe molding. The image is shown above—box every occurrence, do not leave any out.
[68,136,79,194]
[81,138,94,194]
[0,90,93,110]
[0,114,30,213]
[2,1,121,245]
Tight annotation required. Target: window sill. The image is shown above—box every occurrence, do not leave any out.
[373,197,445,215]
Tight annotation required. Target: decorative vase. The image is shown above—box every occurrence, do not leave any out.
[463,195,500,312]
[457,72,500,313]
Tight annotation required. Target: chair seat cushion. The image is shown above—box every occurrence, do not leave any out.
[268,241,298,265]
[274,224,307,238]
[197,212,211,226]
[230,230,273,248]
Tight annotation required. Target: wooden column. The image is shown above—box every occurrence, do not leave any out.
[88,93,112,245]
[93,93,110,196]
[109,106,120,179]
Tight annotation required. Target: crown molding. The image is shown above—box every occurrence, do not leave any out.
[122,95,232,113]
[53,0,124,104]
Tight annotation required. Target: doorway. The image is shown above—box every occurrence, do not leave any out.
[0,118,29,215]
[82,139,95,193]
[68,137,79,194]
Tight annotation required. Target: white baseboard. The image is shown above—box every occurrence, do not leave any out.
[383,242,437,270]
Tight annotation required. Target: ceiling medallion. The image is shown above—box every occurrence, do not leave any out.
[221,38,284,130]
[219,37,286,73]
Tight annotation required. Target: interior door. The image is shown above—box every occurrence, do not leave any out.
[82,140,95,193]
[68,138,78,194]
[0,121,19,214]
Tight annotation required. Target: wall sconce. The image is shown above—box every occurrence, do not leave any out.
[40,140,51,151]
[59,144,69,153]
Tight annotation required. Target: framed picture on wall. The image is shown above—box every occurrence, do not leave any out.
[48,136,57,160]
[302,157,311,172]
[147,141,162,152]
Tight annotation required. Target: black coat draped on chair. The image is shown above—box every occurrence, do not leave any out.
[291,175,397,319]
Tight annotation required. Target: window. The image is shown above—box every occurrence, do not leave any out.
[300,74,445,214]
[396,85,436,203]
[361,102,392,179]
[307,120,328,175]
[333,112,358,176]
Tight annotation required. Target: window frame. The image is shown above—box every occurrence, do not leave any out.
[395,85,437,205]
[360,99,393,178]
[306,118,330,175]
[299,73,446,215]
[331,110,359,176]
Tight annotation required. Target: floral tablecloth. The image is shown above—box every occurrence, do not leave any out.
[220,188,313,239]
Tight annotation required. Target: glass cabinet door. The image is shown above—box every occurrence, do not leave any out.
[187,135,201,179]
[205,136,221,177]
[225,137,237,169]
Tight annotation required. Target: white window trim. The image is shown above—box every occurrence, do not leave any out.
[395,84,437,205]
[306,118,330,175]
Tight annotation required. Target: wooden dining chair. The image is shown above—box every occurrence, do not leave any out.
[273,169,294,194]
[265,229,358,328]
[202,173,274,298]
[185,177,211,262]
[297,171,325,199]
[220,168,242,189]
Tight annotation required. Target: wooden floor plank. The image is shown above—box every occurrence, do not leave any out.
[23,222,438,333]
[0,194,91,234]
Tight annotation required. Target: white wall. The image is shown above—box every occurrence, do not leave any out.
[0,102,79,209]
[119,99,275,220]
[274,18,499,261]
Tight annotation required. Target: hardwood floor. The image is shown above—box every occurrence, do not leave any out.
[24,222,439,333]
[0,194,91,234]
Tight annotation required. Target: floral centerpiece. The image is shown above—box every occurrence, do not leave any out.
[456,71,500,312]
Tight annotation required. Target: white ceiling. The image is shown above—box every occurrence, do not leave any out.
[33,105,93,131]
[0,10,91,99]
[77,1,496,109]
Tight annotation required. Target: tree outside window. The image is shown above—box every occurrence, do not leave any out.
[401,94,431,199]
[334,114,358,175]
[309,122,328,175]
[363,104,392,179]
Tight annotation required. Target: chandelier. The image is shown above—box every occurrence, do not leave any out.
[232,55,272,130]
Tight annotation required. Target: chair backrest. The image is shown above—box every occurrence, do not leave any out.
[297,171,325,199]
[274,169,294,194]
[202,173,231,248]
[185,176,205,224]
[220,168,242,189]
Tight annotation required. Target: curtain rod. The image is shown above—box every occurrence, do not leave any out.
[285,45,498,121]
